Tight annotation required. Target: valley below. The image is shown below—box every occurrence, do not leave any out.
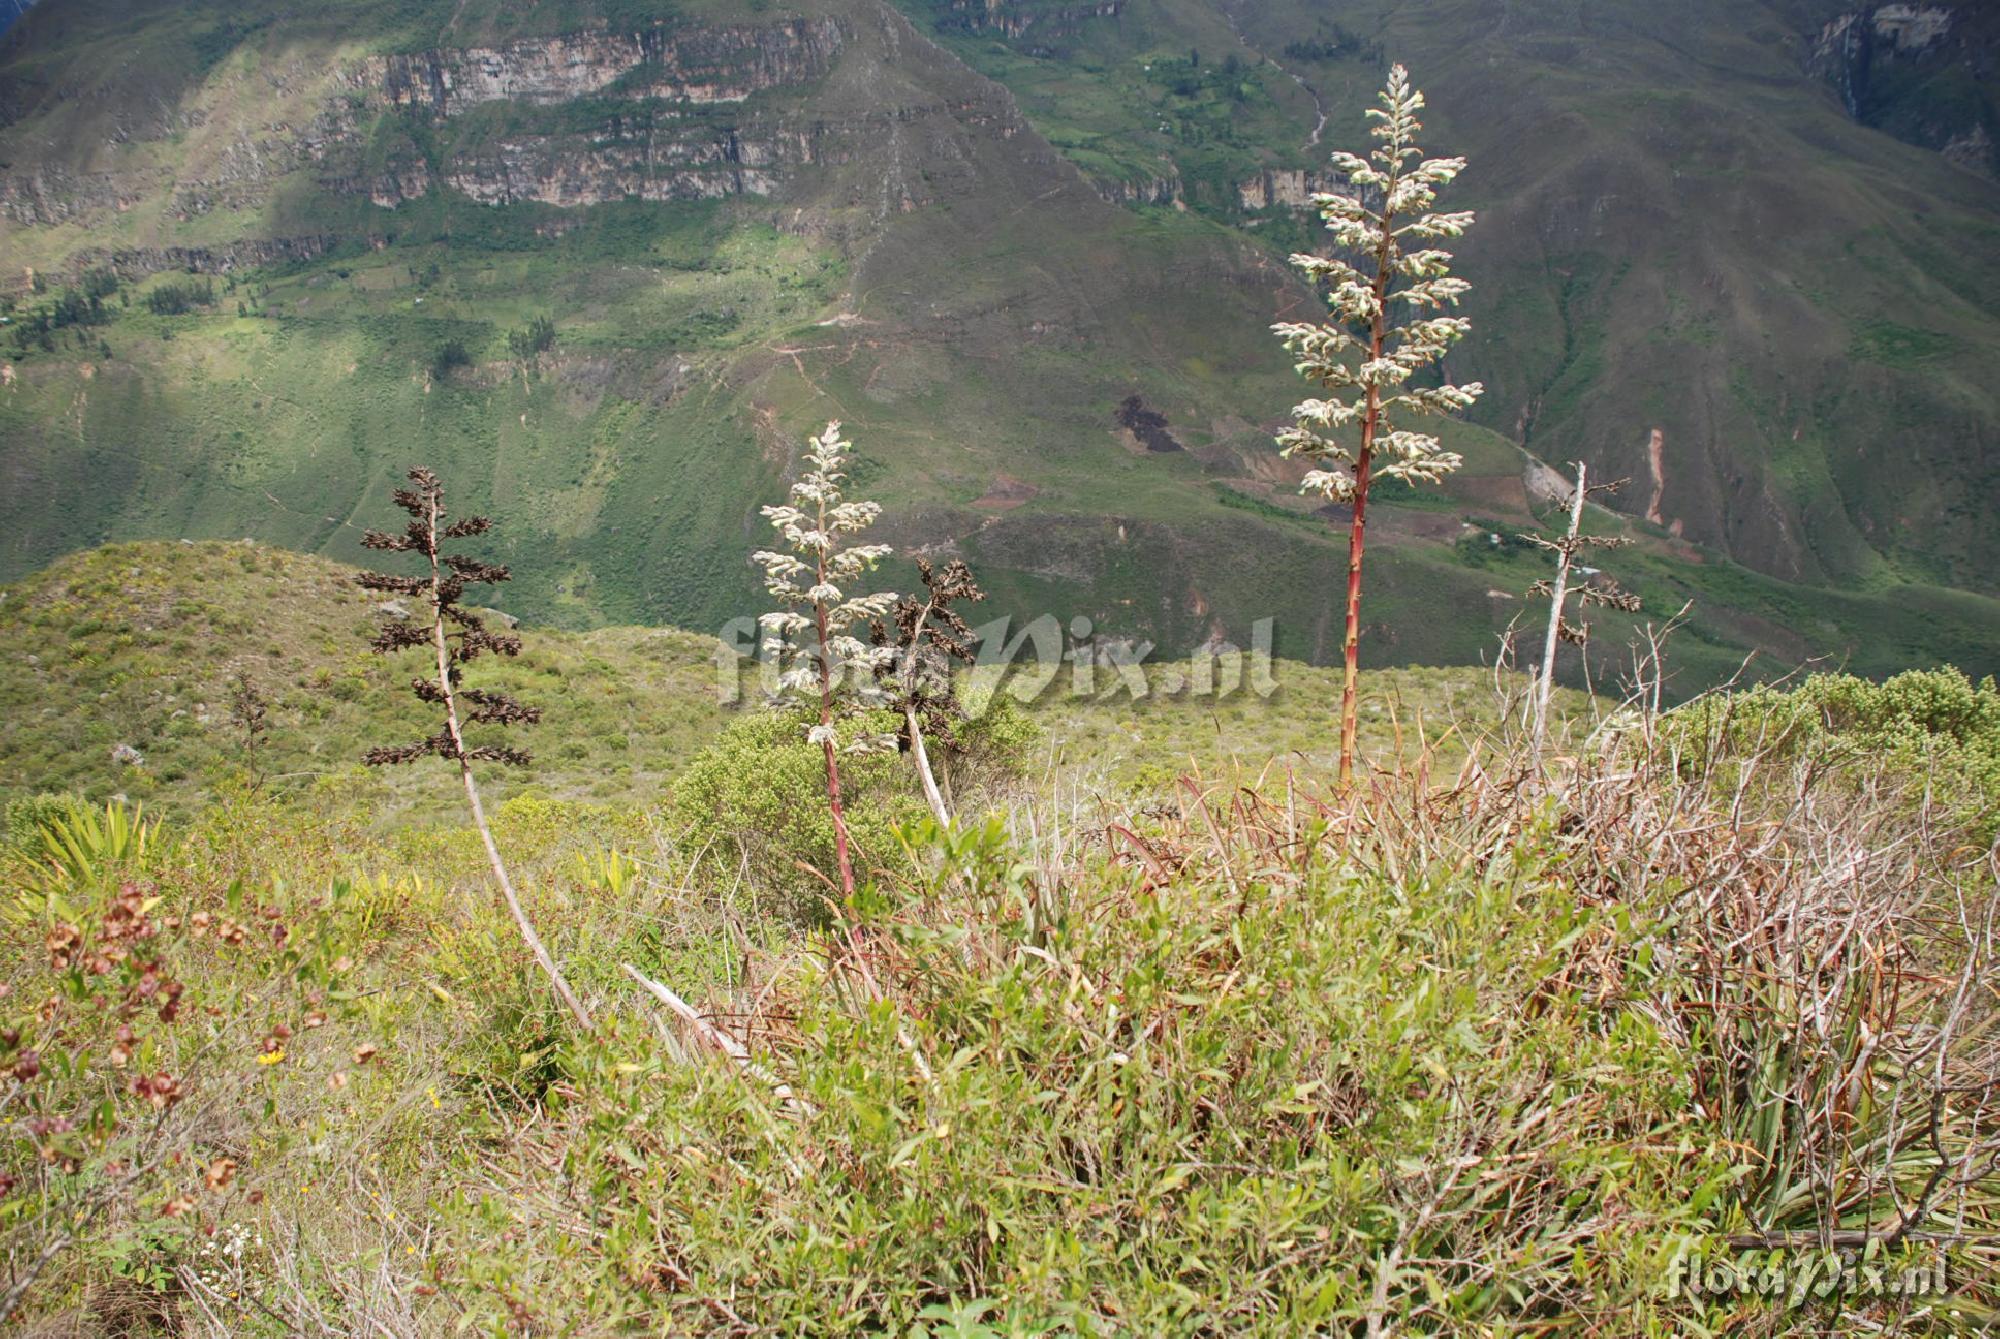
[0,0,1996,690]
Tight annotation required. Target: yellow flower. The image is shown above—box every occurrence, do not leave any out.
[257,1048,286,1066]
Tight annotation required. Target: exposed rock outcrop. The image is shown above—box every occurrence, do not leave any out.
[1096,172,1183,208]
[1807,3,1996,177]
[437,119,825,205]
[0,17,869,234]
[309,20,851,208]
[364,19,843,119]
[1236,168,1352,212]
[0,167,144,225]
[931,0,1122,43]
[56,235,342,283]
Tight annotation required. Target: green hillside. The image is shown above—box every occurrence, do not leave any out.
[5,7,2000,1327]
[1,557,1994,1332]
[0,540,1585,821]
[0,0,1997,686]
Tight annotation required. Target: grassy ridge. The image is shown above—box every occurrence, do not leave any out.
[0,542,726,822]
[0,541,1600,822]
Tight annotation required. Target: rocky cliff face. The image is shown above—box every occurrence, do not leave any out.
[1096,171,1183,208]
[1235,168,1348,212]
[0,167,141,226]
[367,18,843,119]
[0,17,850,233]
[339,19,846,207]
[929,0,1122,43]
[1807,3,1997,176]
[433,119,827,206]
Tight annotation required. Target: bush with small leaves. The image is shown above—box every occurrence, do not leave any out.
[428,339,472,381]
[506,316,557,361]
[672,708,923,920]
[1664,667,2000,839]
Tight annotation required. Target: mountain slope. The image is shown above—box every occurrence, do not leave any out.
[0,541,1555,817]
[908,0,2000,589]
[0,0,1996,687]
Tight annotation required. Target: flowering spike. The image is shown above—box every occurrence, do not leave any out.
[1272,64,1483,785]
[354,467,589,1031]
[753,422,900,900]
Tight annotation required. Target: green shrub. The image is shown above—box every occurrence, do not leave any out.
[1665,667,2000,835]
[439,797,1717,1334]
[671,708,923,916]
[937,694,1040,797]
[0,803,364,1316]
[506,314,557,359]
[428,337,472,379]
[144,278,214,316]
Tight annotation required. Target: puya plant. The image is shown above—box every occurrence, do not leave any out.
[1527,463,1639,744]
[872,557,987,827]
[754,422,898,900]
[356,468,591,1031]
[1274,64,1484,783]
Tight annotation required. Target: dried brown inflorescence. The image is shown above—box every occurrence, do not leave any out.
[358,469,539,770]
[227,672,269,792]
[355,468,590,1031]
[874,557,983,749]
[872,556,986,826]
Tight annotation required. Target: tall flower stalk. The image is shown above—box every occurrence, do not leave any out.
[357,468,592,1031]
[873,557,986,827]
[1274,64,1484,783]
[1528,463,1639,745]
[754,422,898,900]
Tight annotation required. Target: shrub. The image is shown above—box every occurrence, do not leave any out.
[440,774,1724,1333]
[671,708,923,916]
[1664,667,2000,837]
[144,279,214,316]
[80,268,120,302]
[937,694,1039,799]
[506,315,557,360]
[428,338,472,380]
[0,804,361,1318]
